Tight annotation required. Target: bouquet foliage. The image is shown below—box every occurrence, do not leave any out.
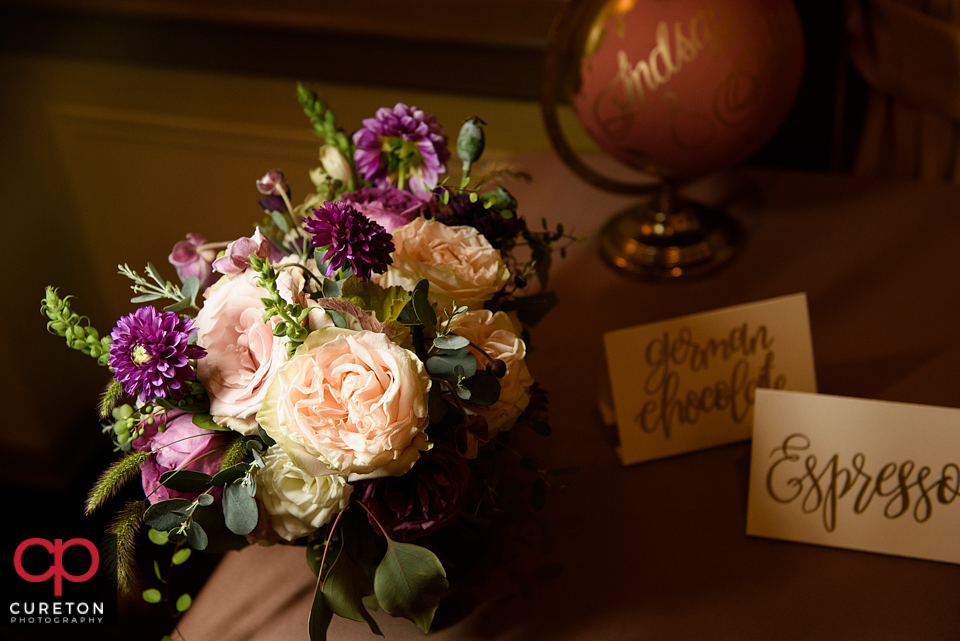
[42,84,572,639]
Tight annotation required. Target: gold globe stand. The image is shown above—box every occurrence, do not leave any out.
[541,0,744,279]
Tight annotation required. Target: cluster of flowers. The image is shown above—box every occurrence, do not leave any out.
[42,85,569,639]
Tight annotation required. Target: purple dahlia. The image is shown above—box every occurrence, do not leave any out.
[302,201,394,281]
[109,306,206,403]
[341,185,436,233]
[434,190,527,250]
[352,103,450,193]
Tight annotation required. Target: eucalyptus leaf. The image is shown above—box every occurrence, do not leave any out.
[374,540,448,634]
[271,209,290,233]
[223,482,258,535]
[186,521,208,550]
[192,504,249,552]
[196,493,214,507]
[427,384,448,423]
[159,470,212,493]
[131,293,162,303]
[531,420,552,437]
[426,348,477,383]
[324,309,347,329]
[211,464,248,486]
[163,297,192,313]
[258,425,277,447]
[462,370,501,407]
[323,548,382,636]
[500,291,559,327]
[432,334,470,350]
[322,276,341,298]
[412,280,436,329]
[181,276,200,307]
[143,499,192,532]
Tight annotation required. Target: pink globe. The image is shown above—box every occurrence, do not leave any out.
[571,0,805,179]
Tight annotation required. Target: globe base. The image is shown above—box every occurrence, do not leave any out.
[598,184,744,279]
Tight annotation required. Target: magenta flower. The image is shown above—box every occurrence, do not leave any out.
[168,234,218,291]
[352,104,449,192]
[212,229,282,275]
[132,410,229,504]
[302,202,394,281]
[356,446,473,542]
[109,307,206,403]
[341,185,436,233]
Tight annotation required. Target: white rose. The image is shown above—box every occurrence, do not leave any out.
[255,446,352,541]
[375,217,510,314]
[449,310,534,434]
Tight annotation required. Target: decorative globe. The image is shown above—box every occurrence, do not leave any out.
[569,0,805,179]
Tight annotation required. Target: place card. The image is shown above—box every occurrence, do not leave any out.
[747,389,960,564]
[604,293,817,465]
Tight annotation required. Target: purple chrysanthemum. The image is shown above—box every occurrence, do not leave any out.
[109,307,206,403]
[352,103,450,193]
[303,201,394,281]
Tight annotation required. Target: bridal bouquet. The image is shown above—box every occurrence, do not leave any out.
[41,85,571,639]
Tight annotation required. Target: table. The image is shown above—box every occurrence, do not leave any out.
[178,154,960,640]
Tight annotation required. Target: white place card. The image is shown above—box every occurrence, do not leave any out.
[604,293,817,465]
[747,389,960,565]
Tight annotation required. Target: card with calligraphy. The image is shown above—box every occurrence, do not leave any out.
[747,389,960,565]
[604,293,817,465]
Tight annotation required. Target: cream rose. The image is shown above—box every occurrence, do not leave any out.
[375,217,510,313]
[257,327,432,481]
[449,310,534,434]
[255,446,353,541]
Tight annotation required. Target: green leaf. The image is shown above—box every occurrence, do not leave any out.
[181,276,200,306]
[142,588,162,604]
[323,547,382,636]
[148,529,169,546]
[500,291,559,327]
[153,560,164,582]
[192,413,230,431]
[324,308,347,328]
[197,493,214,507]
[223,482,258,535]
[427,384,448,423]
[210,464,248,486]
[462,370,501,407]
[258,425,277,448]
[186,521,208,551]
[159,470,212,493]
[432,334,469,350]
[425,348,477,383]
[270,209,290,233]
[176,593,193,613]
[309,580,334,641]
[163,297,193,313]
[340,277,411,322]
[322,276,342,299]
[531,420,552,437]
[143,499,192,531]
[130,293,162,303]
[412,280,436,329]
[172,548,192,565]
[374,540,448,634]
[531,477,547,511]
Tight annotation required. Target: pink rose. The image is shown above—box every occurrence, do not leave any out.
[194,270,289,435]
[375,217,511,313]
[449,310,534,434]
[257,327,432,480]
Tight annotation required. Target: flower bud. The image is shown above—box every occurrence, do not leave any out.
[318,145,354,184]
[489,359,507,378]
[457,117,486,173]
[256,169,288,196]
